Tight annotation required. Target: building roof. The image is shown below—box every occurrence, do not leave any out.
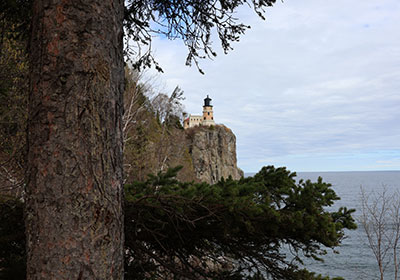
[204,95,212,107]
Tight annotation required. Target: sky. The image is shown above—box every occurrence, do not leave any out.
[144,0,400,172]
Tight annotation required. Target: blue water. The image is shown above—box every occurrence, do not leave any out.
[297,171,400,280]
[246,170,400,279]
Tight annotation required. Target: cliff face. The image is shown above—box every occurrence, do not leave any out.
[186,125,243,184]
[124,118,243,184]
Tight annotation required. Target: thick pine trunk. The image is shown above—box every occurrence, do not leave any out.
[26,0,124,279]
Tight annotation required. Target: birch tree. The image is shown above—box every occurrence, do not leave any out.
[360,187,400,280]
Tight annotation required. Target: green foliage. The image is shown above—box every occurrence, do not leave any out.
[0,0,32,41]
[165,114,184,129]
[0,166,355,279]
[123,69,195,182]
[3,0,277,72]
[0,14,28,196]
[0,196,25,280]
[124,0,277,72]
[124,165,356,279]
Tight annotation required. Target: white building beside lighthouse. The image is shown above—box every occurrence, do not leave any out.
[183,95,216,129]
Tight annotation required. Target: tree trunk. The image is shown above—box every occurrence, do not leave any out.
[26,0,124,279]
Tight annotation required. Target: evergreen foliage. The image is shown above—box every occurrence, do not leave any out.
[0,166,355,279]
[0,3,356,278]
[124,0,277,72]
[2,0,278,72]
[0,0,32,42]
[124,165,355,279]
[123,68,194,182]
[0,14,28,197]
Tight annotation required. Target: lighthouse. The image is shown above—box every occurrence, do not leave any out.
[202,95,215,126]
[183,95,217,129]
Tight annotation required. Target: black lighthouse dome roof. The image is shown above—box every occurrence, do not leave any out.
[204,95,212,107]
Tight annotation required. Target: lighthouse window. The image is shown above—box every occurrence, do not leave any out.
[211,117,213,120]
[204,117,206,120]
[208,112,210,115]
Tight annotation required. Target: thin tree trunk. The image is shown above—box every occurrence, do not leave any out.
[26,0,124,279]
[395,243,398,280]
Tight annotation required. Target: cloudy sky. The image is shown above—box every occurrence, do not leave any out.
[145,0,400,172]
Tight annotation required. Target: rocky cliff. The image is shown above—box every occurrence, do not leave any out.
[124,116,243,184]
[186,125,243,184]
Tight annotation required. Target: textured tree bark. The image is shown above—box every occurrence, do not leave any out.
[26,0,124,279]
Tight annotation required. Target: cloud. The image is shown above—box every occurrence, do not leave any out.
[144,0,400,172]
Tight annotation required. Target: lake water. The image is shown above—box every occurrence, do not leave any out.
[297,171,400,280]
[246,170,400,279]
